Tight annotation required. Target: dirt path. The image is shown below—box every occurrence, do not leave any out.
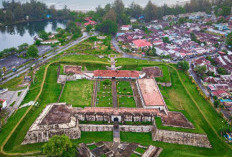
[131,81,143,108]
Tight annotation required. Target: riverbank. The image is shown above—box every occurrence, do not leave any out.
[0,18,69,27]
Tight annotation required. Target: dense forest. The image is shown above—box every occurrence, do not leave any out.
[0,0,73,25]
[90,0,232,24]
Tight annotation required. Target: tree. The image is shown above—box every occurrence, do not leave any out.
[35,40,41,46]
[42,135,76,157]
[144,0,158,22]
[177,61,189,71]
[103,8,117,22]
[194,65,207,79]
[226,32,232,49]
[95,20,118,35]
[27,45,39,58]
[162,37,171,43]
[2,67,7,75]
[18,43,29,52]
[38,31,49,40]
[66,21,82,37]
[214,99,220,108]
[128,2,143,18]
[217,67,228,75]
[86,24,93,32]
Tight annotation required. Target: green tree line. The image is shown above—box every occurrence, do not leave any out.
[92,0,232,24]
[0,0,72,25]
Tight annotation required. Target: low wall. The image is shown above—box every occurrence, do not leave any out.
[79,124,113,132]
[79,124,153,133]
[157,82,172,87]
[152,129,211,148]
[120,125,153,132]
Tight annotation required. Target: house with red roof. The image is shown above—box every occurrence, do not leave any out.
[84,17,97,27]
[212,90,230,99]
[120,25,132,31]
[0,99,7,108]
[132,39,152,49]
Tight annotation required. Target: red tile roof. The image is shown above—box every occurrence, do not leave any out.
[94,70,140,78]
[133,39,152,48]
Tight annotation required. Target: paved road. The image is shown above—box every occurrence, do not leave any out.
[0,32,97,84]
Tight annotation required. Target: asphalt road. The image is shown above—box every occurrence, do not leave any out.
[0,32,95,84]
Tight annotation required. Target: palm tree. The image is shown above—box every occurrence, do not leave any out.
[2,67,6,73]
[2,67,7,79]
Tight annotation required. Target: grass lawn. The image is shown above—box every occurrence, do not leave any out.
[65,36,116,55]
[117,81,133,95]
[20,65,46,106]
[0,73,26,91]
[60,80,94,107]
[117,81,136,108]
[118,96,136,108]
[96,80,112,107]
[135,147,146,154]
[155,65,171,83]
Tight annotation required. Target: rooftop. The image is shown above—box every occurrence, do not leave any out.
[138,79,166,107]
[94,70,140,78]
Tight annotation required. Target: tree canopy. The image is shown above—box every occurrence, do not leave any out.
[27,45,38,58]
[177,61,189,71]
[226,32,232,49]
[1,0,72,24]
[42,135,76,157]
[95,20,118,35]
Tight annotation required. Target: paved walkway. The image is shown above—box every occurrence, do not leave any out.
[113,122,120,144]
[112,80,118,108]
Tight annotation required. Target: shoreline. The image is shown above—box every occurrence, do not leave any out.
[0,18,69,27]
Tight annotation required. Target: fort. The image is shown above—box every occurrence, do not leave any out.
[23,65,211,151]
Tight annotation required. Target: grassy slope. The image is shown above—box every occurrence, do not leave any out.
[4,65,62,153]
[60,80,94,107]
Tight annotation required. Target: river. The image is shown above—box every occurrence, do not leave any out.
[0,0,189,11]
[0,20,66,51]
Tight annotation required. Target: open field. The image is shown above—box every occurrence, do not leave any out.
[60,80,94,107]
[0,55,232,156]
[96,80,112,107]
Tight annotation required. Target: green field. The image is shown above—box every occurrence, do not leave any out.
[118,96,136,108]
[1,55,232,156]
[60,80,94,107]
[117,81,133,95]
[96,80,112,107]
[117,81,136,108]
